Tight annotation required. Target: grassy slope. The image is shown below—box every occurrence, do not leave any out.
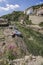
[1,4,43,56]
[1,11,24,21]
[26,4,43,10]
[15,22,43,56]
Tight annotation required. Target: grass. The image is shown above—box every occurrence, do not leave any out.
[41,63,43,65]
[15,22,43,56]
[0,28,5,41]
[39,22,43,27]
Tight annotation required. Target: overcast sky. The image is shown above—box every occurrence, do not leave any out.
[0,0,43,16]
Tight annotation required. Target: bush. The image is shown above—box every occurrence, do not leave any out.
[39,22,43,27]
[26,20,32,25]
[5,45,17,60]
[41,63,43,65]
[6,50,16,60]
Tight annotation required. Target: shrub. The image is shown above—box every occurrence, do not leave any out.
[41,63,43,65]
[5,45,17,60]
[39,22,43,27]
[6,50,16,60]
[26,20,32,25]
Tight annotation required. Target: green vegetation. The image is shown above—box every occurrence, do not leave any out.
[6,50,16,60]
[41,63,43,65]
[0,29,5,41]
[26,4,43,11]
[1,11,32,25]
[1,5,43,57]
[39,22,43,27]
[26,20,32,25]
[15,22,43,56]
[1,11,24,21]
[0,4,43,65]
[32,4,43,10]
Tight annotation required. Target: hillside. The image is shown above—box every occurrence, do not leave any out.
[1,11,24,21]
[26,4,43,10]
[1,4,43,18]
[32,4,43,10]
[24,3,43,16]
[0,4,43,65]
[0,23,43,65]
[0,3,43,54]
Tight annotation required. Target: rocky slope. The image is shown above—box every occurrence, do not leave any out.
[0,55,43,65]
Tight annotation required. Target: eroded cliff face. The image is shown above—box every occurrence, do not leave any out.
[24,4,43,15]
[24,4,43,24]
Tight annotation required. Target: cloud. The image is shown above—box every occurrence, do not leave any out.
[0,4,20,11]
[0,0,6,2]
[36,1,43,5]
[6,4,20,9]
[39,1,43,4]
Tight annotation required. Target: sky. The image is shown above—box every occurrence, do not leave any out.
[0,0,43,16]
